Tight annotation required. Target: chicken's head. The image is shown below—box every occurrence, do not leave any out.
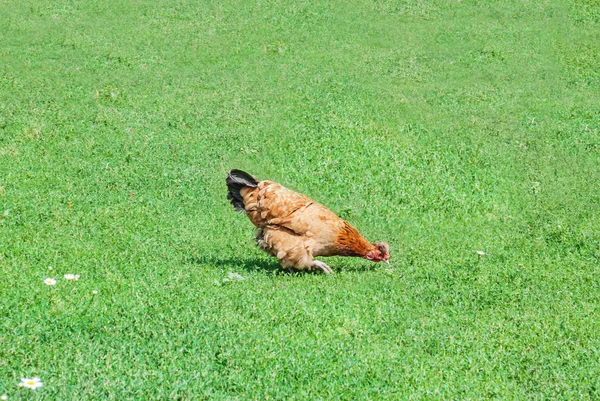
[365,242,390,263]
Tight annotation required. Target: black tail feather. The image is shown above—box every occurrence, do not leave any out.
[226,169,258,211]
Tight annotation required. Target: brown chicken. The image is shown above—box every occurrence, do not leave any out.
[226,169,390,274]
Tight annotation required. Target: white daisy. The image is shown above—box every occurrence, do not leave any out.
[18,377,43,389]
[92,290,98,295]
[476,250,486,256]
[1,394,8,400]
[64,274,80,281]
[43,278,56,286]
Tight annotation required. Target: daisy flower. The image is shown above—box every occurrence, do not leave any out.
[1,394,7,400]
[476,250,486,256]
[64,274,80,281]
[43,278,56,286]
[18,377,43,389]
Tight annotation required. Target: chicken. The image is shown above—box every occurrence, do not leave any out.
[226,169,390,274]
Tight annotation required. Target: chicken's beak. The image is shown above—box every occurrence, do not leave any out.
[384,259,390,265]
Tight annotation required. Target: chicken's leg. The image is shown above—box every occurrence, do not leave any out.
[311,260,334,274]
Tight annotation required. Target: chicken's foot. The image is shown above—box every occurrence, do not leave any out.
[311,260,334,274]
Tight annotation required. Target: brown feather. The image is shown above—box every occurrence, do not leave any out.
[333,221,376,257]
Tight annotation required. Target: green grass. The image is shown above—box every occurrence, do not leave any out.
[1,0,600,399]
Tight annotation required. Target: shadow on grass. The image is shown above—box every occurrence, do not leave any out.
[187,255,284,274]
[188,254,381,275]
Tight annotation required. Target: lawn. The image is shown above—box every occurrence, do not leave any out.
[1,0,599,399]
